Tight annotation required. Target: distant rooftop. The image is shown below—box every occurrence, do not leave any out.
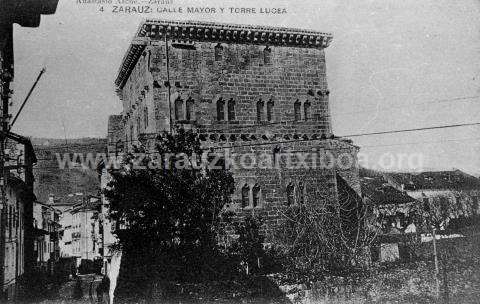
[71,197,101,213]
[361,176,416,205]
[384,170,480,191]
[115,19,333,90]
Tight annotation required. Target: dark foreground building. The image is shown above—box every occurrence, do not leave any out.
[111,19,361,239]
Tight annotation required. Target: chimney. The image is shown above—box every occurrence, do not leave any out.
[48,195,55,205]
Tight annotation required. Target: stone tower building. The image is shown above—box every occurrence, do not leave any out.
[112,20,361,236]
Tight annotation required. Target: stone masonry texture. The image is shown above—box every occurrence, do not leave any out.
[113,20,361,238]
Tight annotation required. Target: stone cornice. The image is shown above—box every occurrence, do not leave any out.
[115,19,333,91]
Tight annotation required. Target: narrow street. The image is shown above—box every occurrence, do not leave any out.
[37,274,107,304]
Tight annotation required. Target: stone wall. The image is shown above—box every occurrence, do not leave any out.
[276,231,480,304]
[107,115,124,154]
[120,39,332,140]
[147,41,331,137]
[116,22,361,238]
[201,137,360,238]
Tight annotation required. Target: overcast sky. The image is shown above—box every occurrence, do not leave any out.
[9,0,480,173]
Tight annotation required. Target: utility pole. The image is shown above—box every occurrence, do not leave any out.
[432,227,440,298]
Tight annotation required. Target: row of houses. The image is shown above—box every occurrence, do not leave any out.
[2,183,106,300]
[361,169,480,261]
[0,136,37,300]
[0,136,69,300]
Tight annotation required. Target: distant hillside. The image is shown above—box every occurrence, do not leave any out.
[32,137,107,203]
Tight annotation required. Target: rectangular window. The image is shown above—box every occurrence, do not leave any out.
[252,185,261,207]
[227,99,235,121]
[216,99,225,121]
[294,102,301,121]
[214,44,223,61]
[144,106,149,128]
[241,185,250,208]
[267,101,274,122]
[304,102,311,121]
[175,98,184,121]
[186,99,194,121]
[256,100,264,122]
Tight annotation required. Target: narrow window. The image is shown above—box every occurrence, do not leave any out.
[263,46,272,64]
[144,106,148,128]
[252,184,261,207]
[186,98,194,121]
[137,116,141,134]
[286,183,295,206]
[294,101,301,121]
[256,100,264,122]
[147,50,152,72]
[267,99,274,122]
[227,99,235,121]
[298,182,305,204]
[304,101,311,121]
[241,184,250,208]
[175,97,184,121]
[217,98,225,121]
[214,43,223,61]
[422,197,430,212]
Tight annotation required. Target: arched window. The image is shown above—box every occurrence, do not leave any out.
[263,46,272,64]
[256,100,264,122]
[216,98,225,121]
[241,184,250,208]
[175,97,184,120]
[252,184,261,207]
[298,182,305,204]
[214,43,223,61]
[294,100,301,121]
[267,99,274,122]
[186,98,194,121]
[136,116,141,134]
[286,183,295,206]
[304,101,311,121]
[227,99,236,121]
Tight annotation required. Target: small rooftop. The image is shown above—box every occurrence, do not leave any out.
[361,176,416,206]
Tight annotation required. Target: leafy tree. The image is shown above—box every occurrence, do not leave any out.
[104,129,234,298]
[423,193,478,232]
